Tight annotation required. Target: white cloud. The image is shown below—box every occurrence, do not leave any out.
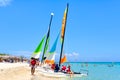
[66,52,80,62]
[55,52,80,62]
[0,0,12,7]
[66,52,79,57]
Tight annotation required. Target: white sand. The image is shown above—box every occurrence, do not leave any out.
[0,63,66,80]
[0,62,28,69]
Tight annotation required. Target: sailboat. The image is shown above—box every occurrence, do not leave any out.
[31,12,53,60]
[31,3,88,78]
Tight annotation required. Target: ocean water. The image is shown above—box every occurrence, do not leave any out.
[63,62,120,80]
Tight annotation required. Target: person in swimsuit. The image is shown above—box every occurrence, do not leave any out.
[30,57,37,75]
[66,65,73,77]
[61,65,66,72]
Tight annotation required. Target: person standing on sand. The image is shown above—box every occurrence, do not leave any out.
[30,57,37,75]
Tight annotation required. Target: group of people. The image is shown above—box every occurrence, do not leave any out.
[29,57,73,76]
[61,65,73,76]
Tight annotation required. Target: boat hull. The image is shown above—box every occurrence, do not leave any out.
[36,67,87,78]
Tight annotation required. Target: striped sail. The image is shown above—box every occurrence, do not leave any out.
[45,33,59,64]
[41,13,54,62]
[31,36,45,58]
[59,4,69,65]
[61,54,67,63]
[61,6,67,43]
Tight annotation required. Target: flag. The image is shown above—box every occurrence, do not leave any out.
[31,36,45,58]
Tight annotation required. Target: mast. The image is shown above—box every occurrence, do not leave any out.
[59,3,69,67]
[41,13,54,62]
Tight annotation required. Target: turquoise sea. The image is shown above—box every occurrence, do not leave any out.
[63,62,120,80]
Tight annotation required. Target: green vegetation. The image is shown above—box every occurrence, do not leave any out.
[0,53,9,56]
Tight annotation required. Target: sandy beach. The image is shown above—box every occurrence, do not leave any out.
[0,63,65,80]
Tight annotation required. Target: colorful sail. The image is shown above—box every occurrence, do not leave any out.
[45,53,55,64]
[61,54,67,63]
[59,3,69,66]
[44,37,50,55]
[31,36,45,58]
[41,13,54,62]
[41,28,50,61]
[61,6,68,43]
[45,33,59,64]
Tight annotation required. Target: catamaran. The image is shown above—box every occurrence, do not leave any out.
[31,3,88,78]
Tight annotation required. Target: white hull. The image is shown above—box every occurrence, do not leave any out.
[36,67,87,78]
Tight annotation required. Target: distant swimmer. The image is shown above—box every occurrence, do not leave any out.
[85,63,88,67]
[81,64,84,67]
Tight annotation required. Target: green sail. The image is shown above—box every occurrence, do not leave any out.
[31,35,46,58]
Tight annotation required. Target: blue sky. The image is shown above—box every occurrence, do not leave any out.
[0,0,120,62]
